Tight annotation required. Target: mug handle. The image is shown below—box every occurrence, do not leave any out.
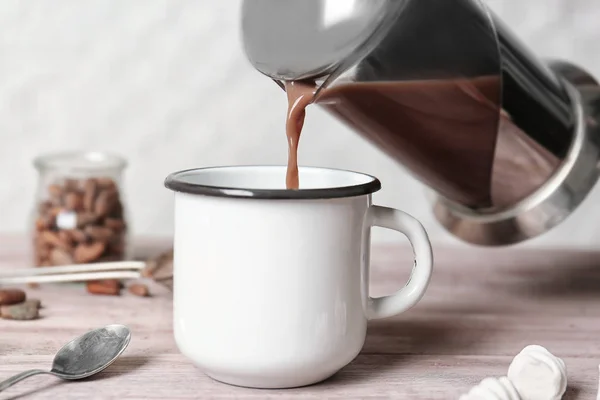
[362,205,434,320]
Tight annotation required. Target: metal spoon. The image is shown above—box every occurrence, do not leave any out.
[0,324,131,392]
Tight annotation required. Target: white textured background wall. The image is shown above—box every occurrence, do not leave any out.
[1,0,600,248]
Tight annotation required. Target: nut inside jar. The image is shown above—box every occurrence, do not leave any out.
[32,152,129,267]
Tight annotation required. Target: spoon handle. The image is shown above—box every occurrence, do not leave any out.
[0,369,49,392]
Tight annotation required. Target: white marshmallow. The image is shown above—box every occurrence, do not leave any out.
[507,345,567,400]
[459,376,521,400]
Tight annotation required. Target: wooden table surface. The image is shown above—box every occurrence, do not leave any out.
[1,235,600,399]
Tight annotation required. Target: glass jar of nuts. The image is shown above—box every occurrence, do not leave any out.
[31,152,130,267]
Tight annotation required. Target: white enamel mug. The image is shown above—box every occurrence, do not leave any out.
[164,166,433,389]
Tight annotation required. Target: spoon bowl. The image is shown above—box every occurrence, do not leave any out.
[0,324,131,392]
[51,324,131,379]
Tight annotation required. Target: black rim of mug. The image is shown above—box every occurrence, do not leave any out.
[164,165,382,200]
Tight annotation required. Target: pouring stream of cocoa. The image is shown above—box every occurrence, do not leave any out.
[284,81,316,189]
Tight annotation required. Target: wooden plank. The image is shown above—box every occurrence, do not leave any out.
[0,235,599,399]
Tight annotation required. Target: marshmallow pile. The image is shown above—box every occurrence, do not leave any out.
[459,345,567,400]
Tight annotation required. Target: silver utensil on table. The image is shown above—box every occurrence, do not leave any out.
[0,261,146,285]
[0,324,131,392]
[0,249,174,288]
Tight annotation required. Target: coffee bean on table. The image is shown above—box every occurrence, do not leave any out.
[86,280,121,296]
[0,289,26,306]
[128,284,150,297]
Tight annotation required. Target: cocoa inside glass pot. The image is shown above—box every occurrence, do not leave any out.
[241,0,600,246]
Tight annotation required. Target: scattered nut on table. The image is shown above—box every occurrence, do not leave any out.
[128,283,150,297]
[86,279,121,296]
[0,289,26,306]
[1,300,41,320]
[0,289,42,321]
